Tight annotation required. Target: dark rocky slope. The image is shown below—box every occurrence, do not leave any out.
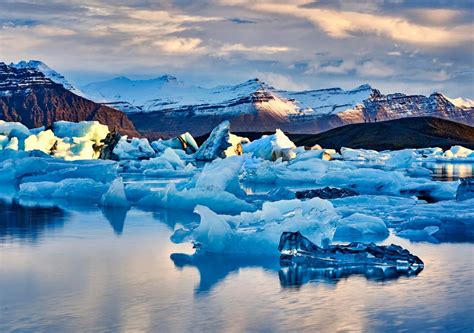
[0,63,139,137]
[290,117,474,151]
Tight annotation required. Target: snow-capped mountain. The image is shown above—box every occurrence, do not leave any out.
[82,74,472,138]
[11,60,86,97]
[9,60,472,138]
[0,62,138,136]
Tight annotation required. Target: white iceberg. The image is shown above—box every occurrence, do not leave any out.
[101,177,130,208]
[334,213,389,239]
[172,197,339,255]
[113,137,155,160]
[243,129,296,161]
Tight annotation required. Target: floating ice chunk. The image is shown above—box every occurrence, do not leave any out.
[141,148,186,170]
[0,150,118,185]
[101,177,130,208]
[456,178,474,201]
[334,213,389,239]
[444,145,473,158]
[0,135,9,149]
[19,178,108,201]
[340,147,382,161]
[173,197,338,255]
[243,129,296,161]
[137,184,254,214]
[152,132,199,154]
[384,149,419,168]
[279,231,424,275]
[24,130,57,154]
[194,156,244,196]
[5,137,19,150]
[194,121,246,160]
[191,205,234,253]
[113,137,155,160]
[53,121,109,144]
[397,226,439,241]
[0,120,31,138]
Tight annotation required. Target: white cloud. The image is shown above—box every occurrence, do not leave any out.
[356,60,395,77]
[217,43,292,56]
[247,1,473,46]
[253,71,309,91]
[153,38,204,54]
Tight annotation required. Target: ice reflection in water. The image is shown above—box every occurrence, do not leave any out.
[1,200,473,332]
[423,162,473,181]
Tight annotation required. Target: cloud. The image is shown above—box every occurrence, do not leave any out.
[247,1,473,46]
[357,60,395,77]
[253,71,309,91]
[317,60,356,74]
[153,38,204,54]
[217,43,292,56]
[0,0,472,98]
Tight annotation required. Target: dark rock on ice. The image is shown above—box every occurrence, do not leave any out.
[295,187,358,200]
[99,129,121,160]
[278,231,424,275]
[456,178,474,201]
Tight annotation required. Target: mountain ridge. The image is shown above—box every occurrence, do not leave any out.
[5,60,473,139]
[0,62,139,137]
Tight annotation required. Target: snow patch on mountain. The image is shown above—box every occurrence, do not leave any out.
[445,96,474,109]
[12,60,85,97]
[282,84,372,116]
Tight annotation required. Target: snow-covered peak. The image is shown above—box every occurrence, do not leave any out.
[282,84,373,115]
[11,60,85,97]
[445,96,474,109]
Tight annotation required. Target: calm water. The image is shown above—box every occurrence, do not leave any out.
[422,162,474,181]
[1,199,473,332]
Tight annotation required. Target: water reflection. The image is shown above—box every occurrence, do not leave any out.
[423,162,473,181]
[171,253,279,294]
[0,198,67,243]
[101,207,130,235]
[279,264,418,288]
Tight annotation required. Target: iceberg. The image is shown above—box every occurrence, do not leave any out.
[172,198,339,255]
[243,129,296,161]
[279,231,424,275]
[101,177,130,208]
[19,178,108,201]
[334,213,389,240]
[444,145,473,158]
[113,137,155,160]
[456,178,474,201]
[137,184,254,214]
[152,132,199,154]
[194,121,247,160]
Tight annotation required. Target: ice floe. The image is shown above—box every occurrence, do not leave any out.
[171,198,339,255]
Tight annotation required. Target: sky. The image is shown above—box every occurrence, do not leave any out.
[0,0,473,97]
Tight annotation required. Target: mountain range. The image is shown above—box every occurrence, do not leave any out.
[1,60,473,139]
[81,69,474,138]
[0,61,138,137]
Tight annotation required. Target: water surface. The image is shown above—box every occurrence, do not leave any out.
[1,200,473,332]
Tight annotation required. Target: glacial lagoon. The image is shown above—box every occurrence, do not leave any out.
[1,160,473,332]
